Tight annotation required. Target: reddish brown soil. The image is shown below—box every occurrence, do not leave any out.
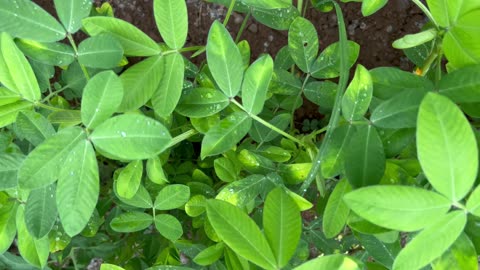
[33,0,426,122]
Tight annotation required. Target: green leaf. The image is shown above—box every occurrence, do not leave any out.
[154,214,183,241]
[321,124,355,178]
[341,65,372,121]
[252,6,299,31]
[264,187,301,268]
[426,0,480,28]
[242,55,274,115]
[24,184,57,238]
[361,0,388,16]
[110,211,153,233]
[115,184,153,209]
[443,9,480,69]
[193,242,225,266]
[117,55,164,112]
[438,64,480,103]
[216,175,266,207]
[0,101,32,128]
[53,0,91,33]
[0,86,21,106]
[81,71,123,129]
[90,114,172,161]
[0,153,24,190]
[82,16,161,56]
[392,211,467,270]
[15,39,75,66]
[206,21,244,97]
[16,110,55,146]
[16,206,49,269]
[0,199,17,253]
[116,160,143,199]
[206,199,277,270]
[201,112,252,158]
[392,28,437,49]
[243,0,291,9]
[101,264,126,270]
[18,127,86,189]
[154,184,190,210]
[154,0,188,49]
[371,88,428,129]
[214,157,238,182]
[47,110,82,126]
[344,125,385,188]
[152,52,185,117]
[78,34,124,69]
[304,80,337,112]
[176,87,229,118]
[146,156,169,185]
[344,185,452,232]
[370,67,433,100]
[249,113,290,143]
[57,139,99,237]
[354,232,400,269]
[417,92,478,202]
[311,41,360,79]
[0,32,41,101]
[288,17,318,73]
[431,233,478,270]
[294,254,361,270]
[0,0,65,42]
[323,179,352,238]
[467,185,480,217]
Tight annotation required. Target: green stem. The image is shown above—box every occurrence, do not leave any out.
[299,0,349,196]
[167,129,198,148]
[230,99,305,146]
[67,34,90,81]
[163,46,206,56]
[35,102,68,112]
[41,88,65,103]
[235,12,251,43]
[223,0,237,26]
[291,73,311,131]
[297,0,304,13]
[302,0,309,17]
[411,0,439,29]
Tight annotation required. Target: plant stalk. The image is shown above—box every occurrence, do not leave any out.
[300,0,350,196]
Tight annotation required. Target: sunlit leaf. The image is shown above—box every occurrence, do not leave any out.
[154,0,188,49]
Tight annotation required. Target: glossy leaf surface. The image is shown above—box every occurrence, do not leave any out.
[206,21,244,97]
[81,71,123,129]
[152,52,185,117]
[288,17,318,73]
[110,212,153,233]
[206,199,277,270]
[154,184,190,210]
[341,64,372,121]
[53,0,91,33]
[201,112,252,158]
[154,214,183,241]
[78,34,123,69]
[392,211,467,270]
[242,55,274,115]
[0,0,65,42]
[116,160,143,199]
[323,179,352,238]
[417,93,478,201]
[264,187,301,268]
[82,16,161,56]
[344,185,451,231]
[57,140,99,237]
[118,55,164,112]
[154,0,188,49]
[18,127,86,189]
[344,125,385,188]
[24,184,57,238]
[90,114,172,161]
[0,32,40,101]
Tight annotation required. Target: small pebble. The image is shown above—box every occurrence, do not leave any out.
[248,23,258,33]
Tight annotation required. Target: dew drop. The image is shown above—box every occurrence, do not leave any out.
[121,131,127,137]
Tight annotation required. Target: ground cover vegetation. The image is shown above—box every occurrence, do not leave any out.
[1,0,480,269]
